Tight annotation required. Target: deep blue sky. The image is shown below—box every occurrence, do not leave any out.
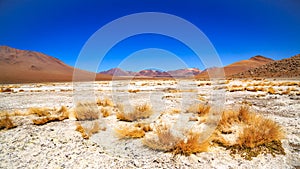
[0,0,299,72]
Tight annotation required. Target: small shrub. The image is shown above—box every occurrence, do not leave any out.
[237,118,284,148]
[0,114,15,130]
[143,124,209,155]
[171,132,209,156]
[33,116,63,125]
[128,89,140,93]
[114,125,145,139]
[267,87,276,94]
[143,124,179,151]
[74,102,99,121]
[28,107,51,117]
[188,104,211,117]
[281,88,291,95]
[57,106,69,118]
[116,103,153,122]
[0,87,13,93]
[163,109,181,115]
[97,98,114,107]
[32,106,69,125]
[163,88,179,93]
[101,108,110,117]
[75,121,103,139]
[215,105,285,160]
[227,87,245,92]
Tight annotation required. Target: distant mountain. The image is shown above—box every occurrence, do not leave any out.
[0,46,112,83]
[232,54,300,78]
[99,68,136,76]
[99,68,202,77]
[167,68,201,77]
[196,55,274,78]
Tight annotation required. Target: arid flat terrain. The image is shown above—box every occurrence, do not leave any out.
[0,79,299,168]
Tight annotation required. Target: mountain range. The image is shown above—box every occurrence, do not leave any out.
[99,68,201,77]
[0,46,299,83]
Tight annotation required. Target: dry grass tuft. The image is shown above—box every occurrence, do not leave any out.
[163,108,181,115]
[28,107,51,117]
[0,87,13,93]
[74,102,99,121]
[75,121,103,139]
[97,98,114,107]
[0,114,15,130]
[214,105,285,160]
[57,106,69,118]
[32,106,69,125]
[227,86,245,92]
[171,132,209,156]
[281,88,291,95]
[143,124,208,155]
[238,118,284,148]
[32,116,65,125]
[101,108,111,117]
[116,104,153,122]
[188,104,211,117]
[245,87,265,92]
[143,124,179,151]
[128,89,140,93]
[114,125,145,139]
[267,87,276,94]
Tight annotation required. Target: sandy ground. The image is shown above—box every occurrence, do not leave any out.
[0,79,299,168]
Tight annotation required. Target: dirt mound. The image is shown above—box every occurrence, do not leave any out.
[232,54,300,78]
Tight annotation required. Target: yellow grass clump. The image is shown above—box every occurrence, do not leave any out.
[280,88,291,95]
[188,104,211,117]
[28,107,51,117]
[267,87,276,94]
[116,104,153,122]
[101,108,111,117]
[245,87,265,92]
[163,108,181,115]
[238,118,284,148]
[171,132,209,156]
[75,121,104,139]
[142,124,209,155]
[114,125,146,139]
[74,102,99,121]
[32,116,65,125]
[128,89,140,93]
[32,106,70,125]
[0,114,15,130]
[214,106,285,160]
[97,98,114,107]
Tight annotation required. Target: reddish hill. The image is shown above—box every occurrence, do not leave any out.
[99,68,136,76]
[232,54,300,78]
[0,46,111,83]
[196,55,274,78]
[167,68,201,77]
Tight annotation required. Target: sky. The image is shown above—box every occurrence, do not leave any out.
[0,0,299,72]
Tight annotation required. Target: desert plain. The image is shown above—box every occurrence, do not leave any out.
[0,78,299,169]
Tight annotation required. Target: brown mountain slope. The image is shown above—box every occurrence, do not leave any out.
[231,54,300,78]
[0,46,112,83]
[196,55,274,78]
